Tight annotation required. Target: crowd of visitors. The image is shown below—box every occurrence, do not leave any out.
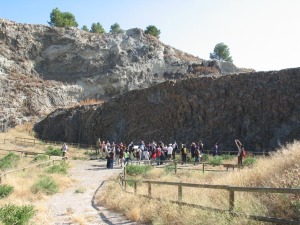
[97,139,214,168]
[62,138,245,168]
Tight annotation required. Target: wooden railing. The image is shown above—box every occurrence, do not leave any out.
[119,164,300,224]
[0,148,49,158]
[13,137,98,152]
[0,159,59,183]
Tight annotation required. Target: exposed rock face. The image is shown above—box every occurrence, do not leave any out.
[34,68,300,151]
[0,19,239,129]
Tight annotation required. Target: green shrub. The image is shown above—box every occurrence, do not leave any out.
[31,175,58,195]
[243,157,256,166]
[164,164,175,173]
[209,156,223,166]
[45,146,62,156]
[0,185,14,199]
[0,152,20,170]
[126,179,139,187]
[46,162,68,174]
[126,164,153,175]
[32,154,48,162]
[0,204,35,225]
[74,187,85,193]
[186,155,192,162]
[220,154,235,161]
[202,154,209,161]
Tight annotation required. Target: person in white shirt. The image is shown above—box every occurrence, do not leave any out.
[61,143,68,159]
[143,150,150,160]
[167,144,173,160]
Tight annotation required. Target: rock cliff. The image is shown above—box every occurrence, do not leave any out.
[0,19,239,130]
[34,68,300,151]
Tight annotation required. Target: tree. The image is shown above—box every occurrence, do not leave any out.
[90,22,105,34]
[145,25,160,38]
[210,42,233,62]
[48,8,78,27]
[82,25,89,32]
[110,23,122,33]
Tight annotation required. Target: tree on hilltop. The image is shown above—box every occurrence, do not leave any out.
[145,25,160,39]
[90,22,105,34]
[110,23,122,33]
[48,8,78,27]
[210,42,233,62]
[82,25,89,32]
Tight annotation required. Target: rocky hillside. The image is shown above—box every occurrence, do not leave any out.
[0,19,239,130]
[34,68,300,151]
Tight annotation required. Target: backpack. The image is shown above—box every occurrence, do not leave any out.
[242,148,246,157]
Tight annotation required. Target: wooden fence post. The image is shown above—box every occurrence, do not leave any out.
[124,167,127,190]
[178,185,183,202]
[148,183,152,197]
[229,189,235,211]
[202,163,205,173]
[174,161,177,174]
[134,181,137,195]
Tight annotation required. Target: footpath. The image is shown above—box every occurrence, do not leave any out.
[42,159,139,225]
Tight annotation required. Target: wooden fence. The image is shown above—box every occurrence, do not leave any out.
[118,163,300,224]
[0,159,58,183]
[12,137,98,152]
[0,148,49,158]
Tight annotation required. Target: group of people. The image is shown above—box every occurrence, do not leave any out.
[60,138,245,168]
[99,140,178,168]
[98,139,210,168]
[98,138,246,168]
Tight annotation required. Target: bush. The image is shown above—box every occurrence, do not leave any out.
[46,162,68,174]
[145,25,160,38]
[0,185,14,199]
[209,156,223,166]
[45,146,62,156]
[243,157,256,166]
[0,152,20,170]
[202,154,209,161]
[31,175,58,195]
[0,204,35,225]
[164,165,175,173]
[32,154,48,162]
[220,154,235,161]
[126,164,153,175]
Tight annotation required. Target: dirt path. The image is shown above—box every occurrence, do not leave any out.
[43,159,139,225]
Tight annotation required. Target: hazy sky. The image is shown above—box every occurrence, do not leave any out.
[1,0,299,71]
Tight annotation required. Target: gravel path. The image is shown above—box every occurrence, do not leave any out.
[43,159,139,225]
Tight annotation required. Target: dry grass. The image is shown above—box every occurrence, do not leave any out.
[192,65,219,74]
[97,141,300,224]
[0,125,77,225]
[0,164,74,225]
[78,98,104,106]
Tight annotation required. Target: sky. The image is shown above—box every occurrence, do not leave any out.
[1,0,299,71]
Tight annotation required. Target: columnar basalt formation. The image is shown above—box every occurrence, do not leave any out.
[34,68,300,151]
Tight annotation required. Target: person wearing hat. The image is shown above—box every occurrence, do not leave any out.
[167,143,173,160]
[181,144,187,165]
